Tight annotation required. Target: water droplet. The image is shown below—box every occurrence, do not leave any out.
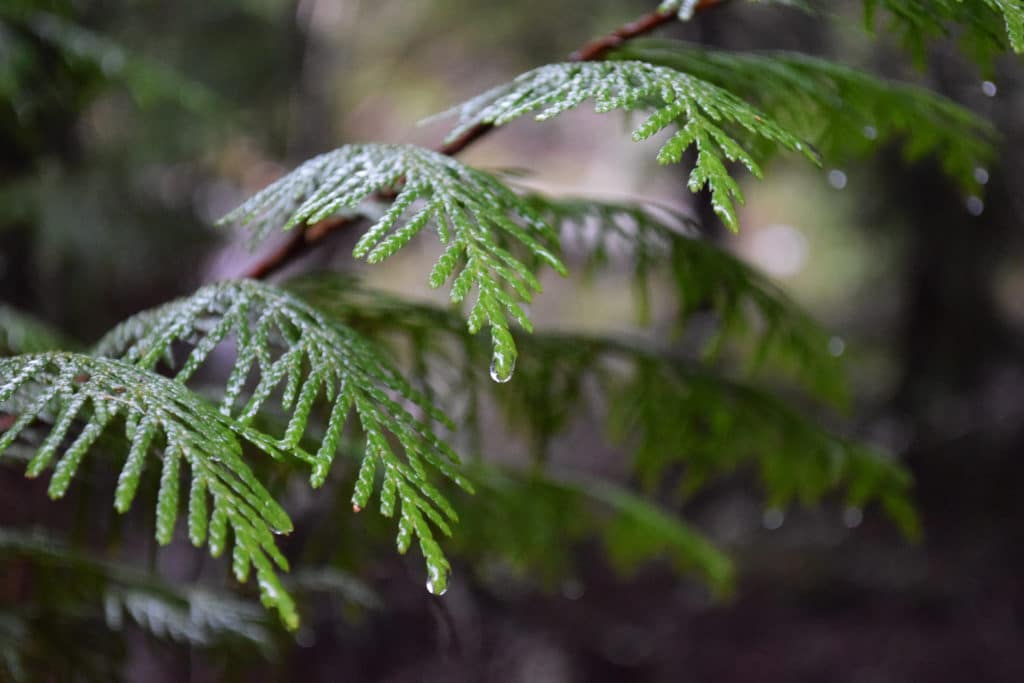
[842,506,863,529]
[966,196,985,216]
[561,579,585,600]
[973,167,990,185]
[426,564,449,596]
[828,336,846,357]
[762,508,785,530]
[827,169,848,190]
[352,504,362,513]
[862,125,878,140]
[981,81,997,97]
[489,354,514,383]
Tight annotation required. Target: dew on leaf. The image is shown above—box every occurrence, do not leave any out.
[426,563,449,596]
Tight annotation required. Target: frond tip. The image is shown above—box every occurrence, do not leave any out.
[219,144,568,382]
[0,353,299,628]
[429,60,819,230]
[96,279,471,595]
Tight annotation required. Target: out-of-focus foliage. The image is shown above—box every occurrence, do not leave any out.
[0,528,275,650]
[863,0,1023,61]
[0,0,215,173]
[0,527,382,681]
[457,465,734,591]
[521,195,848,404]
[0,305,73,355]
[614,39,996,190]
[659,0,1024,60]
[0,4,214,112]
[291,275,919,541]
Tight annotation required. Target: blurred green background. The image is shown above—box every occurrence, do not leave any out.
[2,0,1024,680]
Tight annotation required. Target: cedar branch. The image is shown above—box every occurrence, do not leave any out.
[240,0,725,280]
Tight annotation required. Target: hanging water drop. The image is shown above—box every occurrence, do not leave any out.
[981,80,997,97]
[973,167,989,185]
[269,515,292,536]
[426,564,449,596]
[862,125,878,140]
[426,579,448,596]
[489,353,515,383]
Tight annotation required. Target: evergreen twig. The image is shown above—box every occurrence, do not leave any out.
[238,0,726,280]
